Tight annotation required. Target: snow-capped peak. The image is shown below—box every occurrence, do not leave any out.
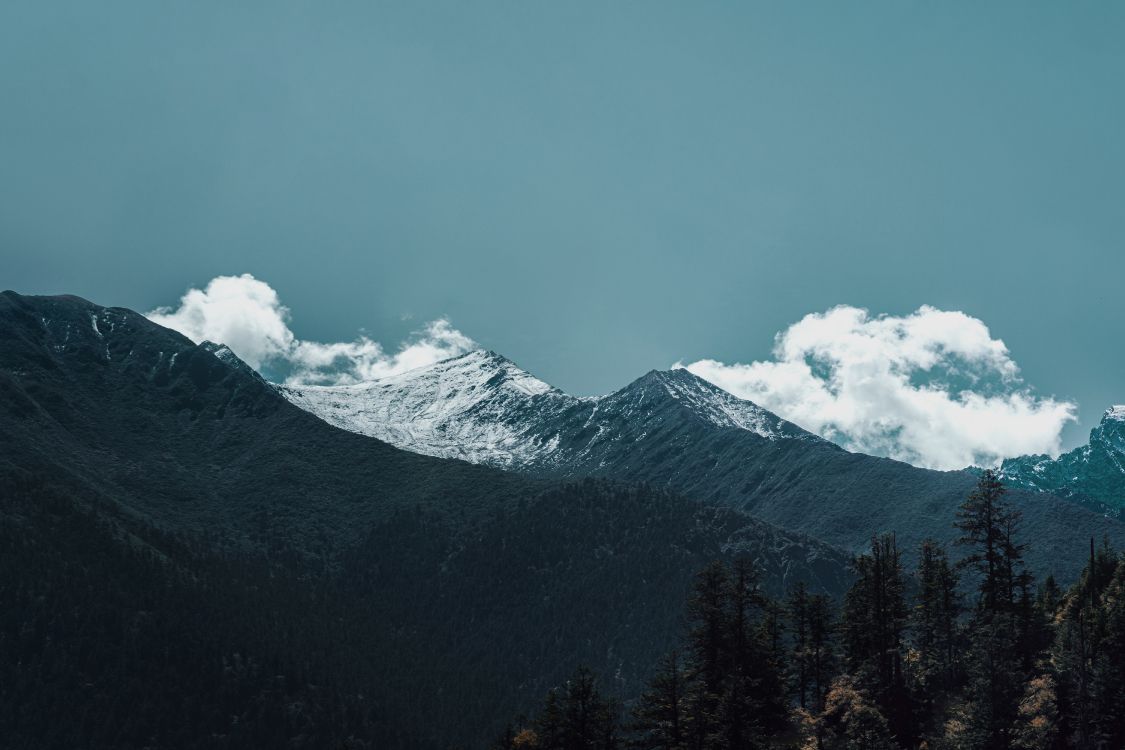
[376,349,559,399]
[275,350,813,470]
[1105,405,1125,422]
[276,349,574,467]
[609,368,787,439]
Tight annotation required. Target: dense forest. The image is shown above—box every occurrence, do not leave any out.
[4,293,1123,749]
[498,471,1125,750]
[0,472,850,749]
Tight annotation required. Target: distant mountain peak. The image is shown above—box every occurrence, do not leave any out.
[610,366,803,439]
[1001,402,1125,511]
[277,349,574,467]
[376,347,561,399]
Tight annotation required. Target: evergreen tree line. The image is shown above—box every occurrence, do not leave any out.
[498,471,1125,750]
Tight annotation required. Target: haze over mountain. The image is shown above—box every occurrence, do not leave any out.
[281,348,1125,581]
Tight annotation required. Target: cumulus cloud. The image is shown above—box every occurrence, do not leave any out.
[682,305,1076,470]
[147,274,475,385]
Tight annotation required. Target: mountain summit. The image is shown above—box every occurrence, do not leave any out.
[278,348,1124,576]
[1001,405,1125,512]
[277,351,817,470]
[278,349,576,466]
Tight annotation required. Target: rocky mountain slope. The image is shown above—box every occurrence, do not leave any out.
[1001,405,1125,514]
[0,291,851,748]
[281,349,1125,580]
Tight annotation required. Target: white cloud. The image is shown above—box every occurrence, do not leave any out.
[147,274,475,385]
[682,305,1076,470]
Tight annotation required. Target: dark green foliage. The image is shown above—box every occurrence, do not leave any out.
[492,668,621,750]
[10,292,1125,749]
[0,292,854,748]
[525,370,1125,585]
[630,652,687,750]
[511,478,1125,750]
[912,538,964,736]
[631,560,789,750]
[788,582,839,715]
[954,471,1037,750]
[841,533,914,745]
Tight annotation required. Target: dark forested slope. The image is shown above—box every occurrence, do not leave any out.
[0,291,850,749]
[530,370,1125,583]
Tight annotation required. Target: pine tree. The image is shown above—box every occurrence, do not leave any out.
[535,667,620,750]
[1090,559,1125,748]
[631,651,687,750]
[810,675,897,750]
[684,561,729,749]
[1010,674,1059,750]
[1054,542,1121,749]
[956,470,1035,750]
[956,470,1022,615]
[912,540,963,704]
[688,561,729,704]
[755,594,790,735]
[841,533,913,745]
[719,557,764,749]
[807,592,838,714]
[789,582,812,710]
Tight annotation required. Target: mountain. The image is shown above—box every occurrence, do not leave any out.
[0,291,852,749]
[278,350,579,468]
[1001,405,1125,514]
[281,350,1125,581]
[278,351,822,472]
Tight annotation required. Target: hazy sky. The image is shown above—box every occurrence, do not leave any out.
[2,2,1122,453]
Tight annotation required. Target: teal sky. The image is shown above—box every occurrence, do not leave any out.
[2,2,1122,449]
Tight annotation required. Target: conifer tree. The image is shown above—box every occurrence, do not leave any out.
[913,540,963,699]
[956,470,1034,750]
[688,561,730,703]
[841,533,913,744]
[1010,675,1059,750]
[631,651,687,750]
[809,675,897,750]
[534,667,620,750]
[807,592,838,714]
[684,561,729,749]
[719,557,764,749]
[789,582,813,709]
[1090,559,1125,748]
[791,582,837,714]
[755,594,790,735]
[1053,542,1119,749]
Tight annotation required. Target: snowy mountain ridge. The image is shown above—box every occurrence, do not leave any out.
[1000,405,1125,512]
[276,349,814,470]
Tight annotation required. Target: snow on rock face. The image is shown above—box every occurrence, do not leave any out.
[276,350,807,470]
[277,350,577,467]
[1000,401,1125,511]
[652,369,785,437]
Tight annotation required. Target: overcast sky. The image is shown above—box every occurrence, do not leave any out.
[2,2,1122,460]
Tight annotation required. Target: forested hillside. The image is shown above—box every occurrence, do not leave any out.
[503,472,1125,750]
[280,351,1125,583]
[0,291,849,748]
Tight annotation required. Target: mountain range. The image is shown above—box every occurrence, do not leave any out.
[281,349,1125,579]
[2,289,1121,748]
[0,291,849,748]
